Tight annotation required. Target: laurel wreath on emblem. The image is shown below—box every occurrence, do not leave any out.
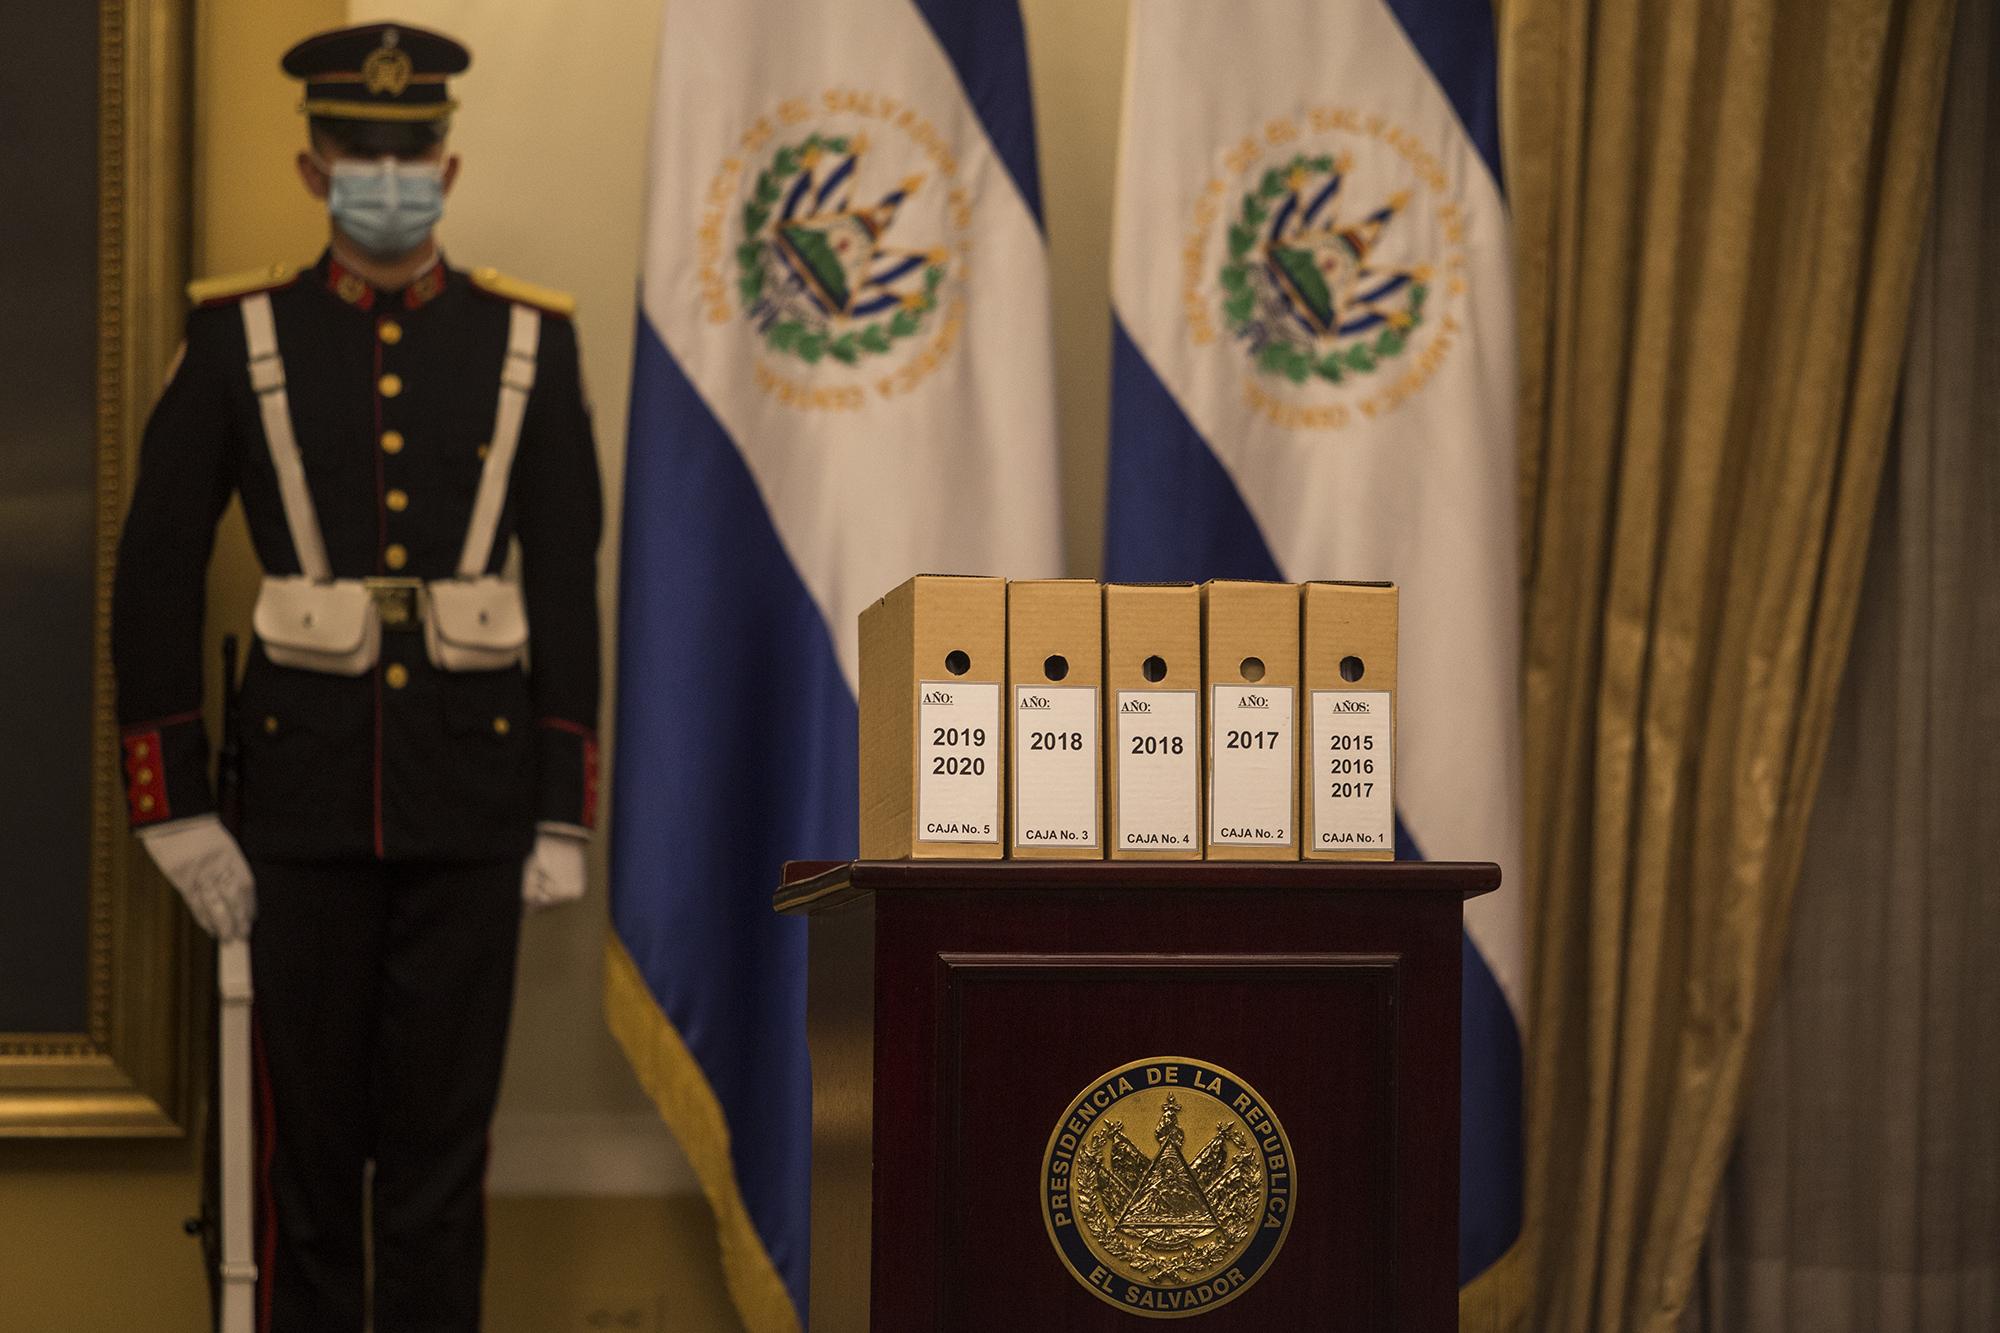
[735,134,947,366]
[1220,152,1429,385]
[1071,1107,1264,1287]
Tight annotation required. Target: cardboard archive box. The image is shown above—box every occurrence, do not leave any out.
[1102,583,1202,859]
[1301,581,1398,860]
[858,575,1007,859]
[1006,580,1104,858]
[1202,580,1301,860]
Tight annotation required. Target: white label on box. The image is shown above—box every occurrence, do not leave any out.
[917,680,1000,844]
[1115,691,1199,852]
[1209,684,1294,846]
[1310,691,1393,852]
[1013,685,1099,850]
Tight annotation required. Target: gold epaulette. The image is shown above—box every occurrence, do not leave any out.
[185,263,299,307]
[469,266,576,317]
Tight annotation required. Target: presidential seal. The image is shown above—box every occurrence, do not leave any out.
[1184,107,1472,433]
[1043,1057,1295,1318]
[695,90,972,413]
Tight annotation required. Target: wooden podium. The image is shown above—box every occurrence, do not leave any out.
[775,859,1499,1331]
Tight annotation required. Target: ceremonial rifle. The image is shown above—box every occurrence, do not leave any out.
[186,636,256,1333]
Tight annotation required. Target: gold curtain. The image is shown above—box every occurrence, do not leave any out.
[1689,1,2000,1323]
[1495,0,1959,1328]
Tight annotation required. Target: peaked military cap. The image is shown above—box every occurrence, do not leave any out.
[282,21,469,122]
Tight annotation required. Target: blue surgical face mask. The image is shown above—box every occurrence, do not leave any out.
[317,154,445,258]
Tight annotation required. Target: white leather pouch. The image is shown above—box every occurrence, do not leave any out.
[252,577,380,676]
[425,576,528,672]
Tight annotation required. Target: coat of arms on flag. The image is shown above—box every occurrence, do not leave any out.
[1224,160,1426,380]
[692,93,978,414]
[1188,107,1472,433]
[740,135,947,366]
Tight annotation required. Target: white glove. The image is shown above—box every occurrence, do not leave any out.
[521,826,589,911]
[138,814,256,940]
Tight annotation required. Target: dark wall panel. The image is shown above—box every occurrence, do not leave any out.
[0,1,105,1032]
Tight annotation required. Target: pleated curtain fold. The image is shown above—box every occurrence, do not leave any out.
[1496,0,1960,1327]
[1686,1,2000,1326]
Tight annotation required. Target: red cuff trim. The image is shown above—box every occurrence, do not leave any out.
[122,709,202,736]
[538,718,599,828]
[123,731,171,826]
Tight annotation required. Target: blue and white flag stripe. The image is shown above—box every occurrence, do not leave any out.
[1105,0,1524,1286]
[613,1,1060,1326]
[909,0,1044,222]
[1378,0,1503,181]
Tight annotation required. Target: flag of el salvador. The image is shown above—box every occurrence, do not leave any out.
[609,1,1061,1328]
[1104,0,1527,1295]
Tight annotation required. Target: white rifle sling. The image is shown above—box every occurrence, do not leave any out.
[425,303,537,672]
[242,293,382,674]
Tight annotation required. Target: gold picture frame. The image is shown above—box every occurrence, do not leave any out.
[0,0,199,1136]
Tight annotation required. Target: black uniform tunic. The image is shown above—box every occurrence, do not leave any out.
[112,251,602,859]
[113,251,603,1332]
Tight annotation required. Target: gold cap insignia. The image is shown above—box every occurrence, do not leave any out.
[362,42,413,97]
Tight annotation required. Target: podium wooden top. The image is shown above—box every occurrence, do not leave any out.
[773,858,1500,914]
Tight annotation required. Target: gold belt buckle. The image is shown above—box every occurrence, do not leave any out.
[364,577,423,630]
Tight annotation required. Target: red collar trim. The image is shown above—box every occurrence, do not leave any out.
[325,256,376,310]
[322,254,447,312]
[404,262,446,309]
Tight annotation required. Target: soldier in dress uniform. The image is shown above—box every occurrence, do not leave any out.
[111,21,600,1331]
